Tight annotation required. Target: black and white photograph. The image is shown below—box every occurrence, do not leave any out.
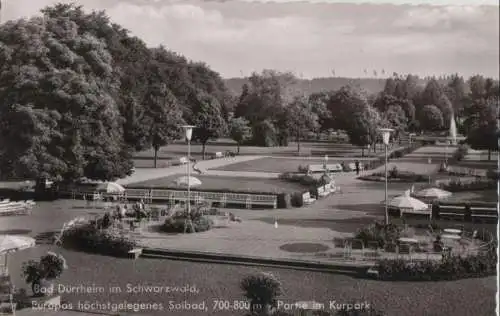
[0,0,498,315]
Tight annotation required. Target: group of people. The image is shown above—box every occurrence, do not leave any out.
[113,199,147,221]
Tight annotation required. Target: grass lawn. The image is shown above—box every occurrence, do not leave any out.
[128,174,306,194]
[8,245,497,316]
[213,157,367,173]
[135,139,378,159]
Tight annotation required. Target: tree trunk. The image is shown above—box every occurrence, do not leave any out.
[362,147,365,157]
[202,143,206,160]
[153,145,159,168]
[488,149,491,161]
[296,131,301,153]
[237,143,240,154]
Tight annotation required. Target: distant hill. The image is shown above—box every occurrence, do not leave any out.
[224,76,436,97]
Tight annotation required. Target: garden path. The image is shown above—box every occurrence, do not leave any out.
[116,156,264,185]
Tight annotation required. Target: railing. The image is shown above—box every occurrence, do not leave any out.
[62,188,277,209]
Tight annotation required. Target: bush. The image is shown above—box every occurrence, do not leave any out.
[62,224,136,257]
[452,144,469,161]
[297,164,308,173]
[279,172,322,187]
[439,178,496,191]
[162,214,214,233]
[354,222,401,248]
[241,272,282,314]
[290,192,304,207]
[377,244,497,281]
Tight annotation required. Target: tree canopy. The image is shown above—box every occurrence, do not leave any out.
[0,3,231,181]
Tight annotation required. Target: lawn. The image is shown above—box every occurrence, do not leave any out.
[8,245,497,316]
[134,138,378,160]
[213,157,370,173]
[128,174,306,194]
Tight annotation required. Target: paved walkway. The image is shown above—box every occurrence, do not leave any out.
[117,156,263,185]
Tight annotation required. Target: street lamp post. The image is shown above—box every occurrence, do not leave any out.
[379,128,394,225]
[182,125,196,233]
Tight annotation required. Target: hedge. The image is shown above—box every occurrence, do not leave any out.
[376,240,497,281]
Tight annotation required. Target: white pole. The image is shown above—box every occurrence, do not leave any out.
[385,144,388,225]
[187,139,192,233]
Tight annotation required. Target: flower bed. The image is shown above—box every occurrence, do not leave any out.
[438,179,496,192]
[62,224,137,258]
[359,166,427,183]
[354,222,402,249]
[161,207,214,233]
[377,247,497,281]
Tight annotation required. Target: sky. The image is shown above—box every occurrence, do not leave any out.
[0,0,498,79]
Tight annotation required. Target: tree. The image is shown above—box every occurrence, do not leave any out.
[420,105,444,131]
[191,93,227,159]
[382,106,407,141]
[465,99,498,160]
[347,106,381,156]
[372,94,415,122]
[0,15,132,182]
[445,74,468,119]
[229,117,252,154]
[308,91,333,135]
[285,96,319,152]
[143,83,184,168]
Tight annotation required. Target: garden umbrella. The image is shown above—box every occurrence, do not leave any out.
[174,176,202,188]
[385,194,428,211]
[413,187,452,200]
[0,235,36,273]
[95,182,125,193]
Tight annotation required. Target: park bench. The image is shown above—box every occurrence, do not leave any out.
[470,205,498,222]
[317,186,328,198]
[438,205,465,220]
[302,192,316,205]
[128,248,143,259]
[179,156,188,165]
[213,152,224,159]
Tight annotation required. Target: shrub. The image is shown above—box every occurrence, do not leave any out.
[377,241,497,281]
[452,144,469,161]
[241,272,282,314]
[439,178,496,191]
[162,214,214,233]
[354,222,401,248]
[290,192,304,207]
[62,224,136,257]
[297,164,309,173]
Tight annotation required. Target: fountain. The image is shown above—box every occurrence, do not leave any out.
[449,116,457,145]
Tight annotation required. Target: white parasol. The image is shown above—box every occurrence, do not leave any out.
[95,182,125,193]
[385,192,428,211]
[413,187,452,200]
[0,235,36,254]
[174,176,202,188]
[0,235,36,274]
